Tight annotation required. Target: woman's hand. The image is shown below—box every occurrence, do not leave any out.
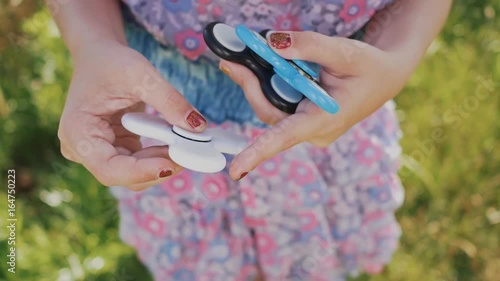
[59,39,207,190]
[223,0,452,180]
[221,31,413,180]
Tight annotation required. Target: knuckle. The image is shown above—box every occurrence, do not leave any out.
[240,146,262,166]
[282,135,299,151]
[268,110,284,125]
[256,112,273,124]
[302,31,319,43]
[303,31,323,53]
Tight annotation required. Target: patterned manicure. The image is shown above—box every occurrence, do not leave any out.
[270,32,292,49]
[186,111,207,129]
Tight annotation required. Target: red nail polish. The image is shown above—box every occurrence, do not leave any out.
[159,169,173,178]
[238,172,248,181]
[270,33,291,49]
[186,111,207,129]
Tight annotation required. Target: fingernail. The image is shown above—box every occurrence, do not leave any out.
[220,64,231,77]
[158,169,173,178]
[270,32,291,49]
[237,172,249,181]
[186,111,207,129]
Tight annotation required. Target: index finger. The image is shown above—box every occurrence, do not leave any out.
[133,62,208,132]
[267,31,372,74]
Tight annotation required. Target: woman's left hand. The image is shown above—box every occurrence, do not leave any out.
[221,31,414,180]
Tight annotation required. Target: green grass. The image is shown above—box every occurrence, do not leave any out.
[1,1,499,281]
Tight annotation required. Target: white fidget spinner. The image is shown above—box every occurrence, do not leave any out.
[121,113,249,173]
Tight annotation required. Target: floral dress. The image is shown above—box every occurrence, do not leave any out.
[111,1,404,280]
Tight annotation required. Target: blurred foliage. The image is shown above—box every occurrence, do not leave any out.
[0,0,499,281]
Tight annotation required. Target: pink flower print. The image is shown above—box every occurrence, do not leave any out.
[367,184,392,204]
[364,263,384,274]
[274,14,301,31]
[198,272,218,281]
[356,139,382,166]
[248,0,263,5]
[240,187,257,208]
[174,29,207,60]
[265,0,292,4]
[237,265,258,281]
[182,242,204,263]
[339,0,367,24]
[241,3,255,18]
[301,183,328,207]
[299,211,319,231]
[363,210,385,223]
[255,3,270,16]
[288,160,315,185]
[212,5,223,17]
[197,5,207,14]
[243,216,267,228]
[255,233,277,254]
[257,156,281,177]
[201,174,228,202]
[339,240,358,255]
[160,241,182,263]
[161,171,194,195]
[287,190,303,207]
[142,213,166,237]
[208,240,231,262]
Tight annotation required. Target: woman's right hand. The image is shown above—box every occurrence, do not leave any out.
[59,39,207,191]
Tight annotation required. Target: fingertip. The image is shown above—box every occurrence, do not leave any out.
[219,62,232,77]
[267,31,328,62]
[229,144,260,181]
[268,31,292,50]
[219,60,254,83]
[228,160,240,181]
[185,110,208,132]
[157,168,174,179]
[229,155,248,181]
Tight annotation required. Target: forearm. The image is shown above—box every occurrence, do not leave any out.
[366,0,453,71]
[46,0,126,58]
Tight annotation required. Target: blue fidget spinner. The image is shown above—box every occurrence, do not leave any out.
[203,22,340,114]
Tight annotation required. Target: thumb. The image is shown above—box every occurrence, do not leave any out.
[267,31,370,73]
[134,62,207,132]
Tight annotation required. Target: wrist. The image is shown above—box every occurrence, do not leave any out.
[49,0,127,61]
[70,36,127,64]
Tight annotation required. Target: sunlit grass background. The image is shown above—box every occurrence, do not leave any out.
[0,0,499,280]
